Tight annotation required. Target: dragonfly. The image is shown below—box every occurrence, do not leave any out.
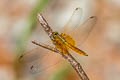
[18,7,97,75]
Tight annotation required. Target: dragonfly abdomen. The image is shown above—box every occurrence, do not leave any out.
[65,42,88,56]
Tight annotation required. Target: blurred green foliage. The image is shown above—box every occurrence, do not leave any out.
[16,0,48,54]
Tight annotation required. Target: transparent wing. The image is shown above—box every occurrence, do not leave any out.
[62,10,97,46]
[70,16,97,46]
[18,45,63,76]
[61,7,82,33]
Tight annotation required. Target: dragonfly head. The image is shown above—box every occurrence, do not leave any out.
[53,32,58,35]
[51,32,59,40]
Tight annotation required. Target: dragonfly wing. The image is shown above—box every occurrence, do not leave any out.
[18,46,62,76]
[62,15,97,46]
[70,16,97,46]
[61,7,82,33]
[18,47,50,63]
[27,51,62,74]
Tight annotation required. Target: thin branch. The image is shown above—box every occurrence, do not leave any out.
[36,13,89,80]
[32,40,57,53]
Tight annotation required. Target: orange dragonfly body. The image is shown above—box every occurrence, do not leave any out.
[51,32,88,56]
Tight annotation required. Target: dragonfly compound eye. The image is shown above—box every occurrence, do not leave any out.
[53,32,58,35]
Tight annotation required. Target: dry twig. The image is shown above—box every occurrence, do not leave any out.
[33,13,89,80]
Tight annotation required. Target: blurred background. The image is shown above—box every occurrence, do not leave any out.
[0,0,120,80]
